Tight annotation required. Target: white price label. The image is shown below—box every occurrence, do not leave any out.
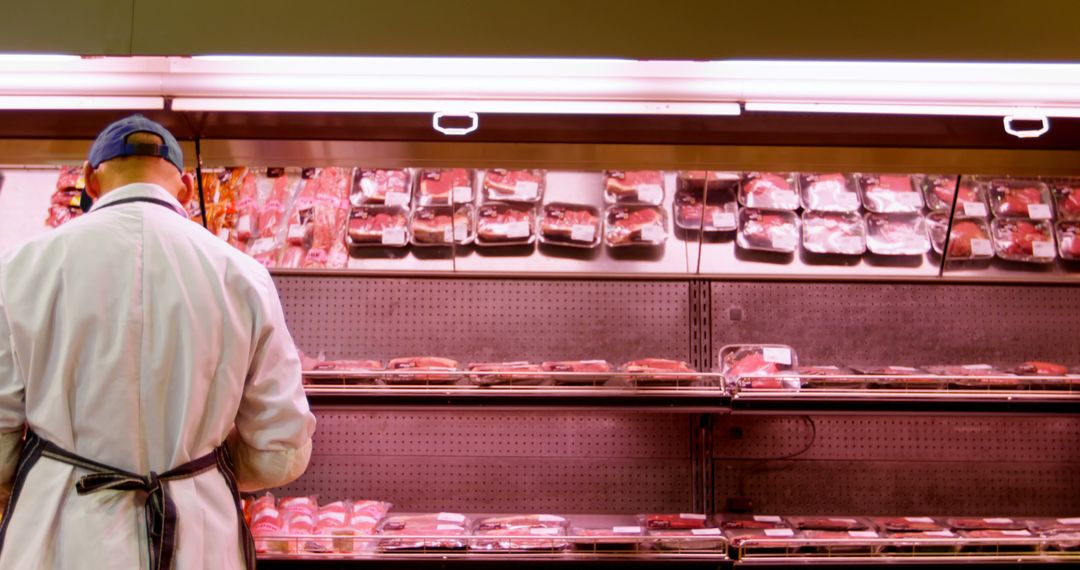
[454,221,469,239]
[984,518,1014,524]
[381,226,407,246]
[216,228,230,241]
[691,528,722,536]
[762,347,792,365]
[848,530,878,538]
[679,514,707,520]
[236,215,252,236]
[530,527,561,535]
[287,224,305,242]
[1033,240,1056,258]
[436,524,463,531]
[711,212,736,229]
[320,511,346,524]
[897,192,924,207]
[829,518,859,524]
[771,233,797,251]
[505,220,531,239]
[1028,203,1052,220]
[514,180,540,199]
[453,185,472,202]
[970,238,993,257]
[248,237,276,256]
[754,516,784,523]
[614,526,642,534]
[926,531,955,537]
[764,528,795,537]
[640,224,666,243]
[571,224,596,243]
[891,366,919,372]
[773,190,799,208]
[637,184,664,204]
[438,512,466,523]
[351,515,377,525]
[836,236,864,252]
[442,226,454,243]
[1057,518,1080,525]
[962,201,988,217]
[961,364,993,371]
[1002,530,1032,536]
[384,191,409,207]
[837,192,860,209]
[905,517,936,523]
[538,515,566,523]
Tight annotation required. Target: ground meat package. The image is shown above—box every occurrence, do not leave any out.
[541,360,612,385]
[352,168,411,207]
[538,203,601,248]
[920,175,989,216]
[801,211,867,255]
[482,169,545,203]
[927,213,994,260]
[1056,221,1080,260]
[990,218,1056,263]
[467,361,544,386]
[865,213,930,255]
[346,206,410,248]
[603,170,665,205]
[719,344,799,390]
[858,173,923,214]
[1051,183,1080,221]
[740,172,800,211]
[800,173,860,213]
[737,208,800,253]
[385,357,461,385]
[605,205,668,247]
[417,168,474,206]
[377,513,470,551]
[471,515,569,551]
[988,179,1054,220]
[410,205,474,246]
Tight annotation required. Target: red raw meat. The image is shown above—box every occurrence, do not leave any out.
[476,204,535,243]
[604,170,664,200]
[483,169,543,200]
[728,352,779,377]
[744,173,797,209]
[347,209,407,244]
[947,219,990,257]
[356,169,409,203]
[623,359,698,383]
[467,361,543,385]
[791,518,868,531]
[741,210,797,250]
[947,518,1026,530]
[995,219,1050,257]
[1000,186,1046,216]
[676,171,738,192]
[45,167,86,228]
[257,175,292,239]
[607,206,665,245]
[872,517,945,532]
[1015,361,1068,376]
[411,206,471,245]
[540,204,598,243]
[542,360,610,374]
[386,356,460,384]
[641,514,708,530]
[419,169,471,203]
[1058,187,1080,219]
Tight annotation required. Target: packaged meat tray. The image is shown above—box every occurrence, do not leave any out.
[865,213,930,256]
[475,202,537,246]
[786,516,871,532]
[990,218,1056,263]
[604,205,668,247]
[956,529,1040,554]
[1044,532,1080,553]
[673,187,738,232]
[1051,182,1080,221]
[377,513,470,551]
[725,528,801,558]
[797,529,882,555]
[878,530,960,555]
[385,357,461,385]
[481,169,545,203]
[739,172,800,211]
[736,209,800,253]
[603,170,665,205]
[870,516,947,533]
[920,175,989,215]
[946,517,1028,531]
[417,168,474,206]
[302,500,391,554]
[639,513,709,530]
[675,170,740,193]
[304,358,384,385]
[799,173,860,213]
[1013,361,1077,390]
[467,361,544,386]
[346,206,410,247]
[717,514,789,530]
[851,365,944,390]
[45,166,86,228]
[646,528,726,551]
[988,179,1054,219]
[801,211,867,255]
[857,173,924,214]
[411,205,474,246]
[1056,221,1080,260]
[719,344,799,390]
[568,526,644,551]
[927,213,994,260]
[795,365,866,389]
[1014,361,1069,376]
[923,364,1021,390]
[621,360,700,386]
[541,360,612,385]
[1025,517,1080,536]
[250,494,289,554]
[538,203,601,248]
[471,515,569,551]
[352,168,411,207]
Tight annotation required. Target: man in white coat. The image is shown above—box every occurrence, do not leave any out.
[0,115,316,569]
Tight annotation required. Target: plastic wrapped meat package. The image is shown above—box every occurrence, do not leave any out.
[45,166,86,228]
[249,494,289,554]
[475,202,536,246]
[795,365,865,389]
[850,365,943,390]
[797,530,882,555]
[719,344,798,390]
[927,213,994,260]
[471,515,569,551]
[923,364,1021,390]
[878,529,960,556]
[639,513,725,551]
[991,218,1056,263]
[482,169,545,203]
[988,179,1054,219]
[956,528,1040,554]
[717,514,789,530]
[865,213,930,255]
[1051,183,1080,221]
[467,361,544,386]
[568,526,644,551]
[417,168,474,206]
[246,170,300,266]
[604,205,668,247]
[603,170,665,205]
[1027,518,1080,552]
[739,172,799,211]
[786,516,872,532]
[378,513,470,551]
[303,357,384,385]
[870,516,947,533]
[346,206,409,248]
[538,203,601,248]
[675,170,740,193]
[725,528,802,559]
[301,500,392,554]
[385,357,461,385]
[620,359,700,386]
[858,174,923,213]
[541,360,612,385]
[278,168,351,270]
[737,209,799,253]
[920,175,989,216]
[801,211,866,255]
[1013,361,1077,390]
[799,173,860,212]
[411,205,473,246]
[639,513,709,530]
[1056,221,1080,260]
[352,168,411,207]
[673,186,738,232]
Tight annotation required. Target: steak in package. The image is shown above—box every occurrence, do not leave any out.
[353,168,410,206]
[467,361,544,386]
[568,526,643,551]
[921,175,988,215]
[475,202,536,246]
[1052,183,1080,221]
[385,357,461,384]
[719,344,798,390]
[673,187,738,232]
[471,515,569,551]
[923,364,1021,390]
[795,365,865,389]
[991,218,1056,263]
[786,516,871,532]
[879,530,959,555]
[621,359,699,386]
[45,166,86,228]
[378,513,470,551]
[851,365,943,389]
[603,170,665,205]
[647,528,726,551]
[605,205,667,246]
[956,529,1039,554]
[639,513,709,530]
[675,170,740,193]
[418,168,474,205]
[988,179,1054,219]
[800,173,860,212]
[541,360,612,385]
[797,529,882,555]
[411,205,473,246]
[1056,221,1080,260]
[737,208,799,253]
[725,528,801,558]
[717,514,789,530]
[865,213,930,255]
[538,203,601,248]
[346,206,409,247]
[858,174,923,213]
[927,213,994,260]
[871,516,946,533]
[740,172,800,211]
[482,169,544,202]
[801,211,866,255]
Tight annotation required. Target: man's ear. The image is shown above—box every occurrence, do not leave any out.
[82,161,101,199]
[177,172,196,206]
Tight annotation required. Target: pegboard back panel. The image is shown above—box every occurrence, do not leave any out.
[275,408,693,513]
[275,276,691,363]
[712,282,1080,367]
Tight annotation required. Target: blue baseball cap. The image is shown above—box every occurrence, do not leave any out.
[87,114,184,174]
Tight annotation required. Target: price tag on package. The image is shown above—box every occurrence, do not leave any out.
[436,524,463,531]
[505,221,531,239]
[754,515,784,523]
[962,201,988,217]
[771,233,797,251]
[926,530,955,538]
[969,238,993,257]
[437,512,467,523]
[637,184,664,204]
[640,224,666,243]
[691,528,722,536]
[613,526,642,534]
[538,515,566,523]
[848,530,878,538]
[381,227,407,246]
[453,185,473,203]
[530,527,561,535]
[1028,203,1053,220]
[905,517,936,523]
[679,513,707,520]
[961,364,992,371]
[236,215,252,237]
[454,221,469,240]
[1058,518,1080,525]
[1002,530,1032,536]
[442,227,454,243]
[984,518,1013,524]
[711,212,736,229]
[571,224,596,243]
[764,528,795,537]
[514,180,540,200]
[1033,240,1056,258]
[322,511,346,524]
[385,191,409,207]
[762,347,792,365]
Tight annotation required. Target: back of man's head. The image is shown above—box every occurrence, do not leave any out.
[82,116,194,206]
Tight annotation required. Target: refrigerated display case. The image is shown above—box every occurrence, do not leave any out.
[1,56,1080,568]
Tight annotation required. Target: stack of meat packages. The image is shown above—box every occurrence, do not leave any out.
[858,174,930,257]
[737,173,803,254]
[923,176,994,260]
[246,493,391,554]
[347,169,413,249]
[45,167,85,228]
[984,178,1057,263]
[475,169,543,247]
[603,171,668,247]
[1049,179,1080,260]
[797,173,865,256]
[673,171,739,234]
[278,167,352,269]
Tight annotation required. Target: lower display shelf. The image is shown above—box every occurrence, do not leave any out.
[731,388,1080,414]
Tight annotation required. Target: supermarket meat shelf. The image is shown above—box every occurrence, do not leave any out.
[258,556,729,569]
[730,388,1080,415]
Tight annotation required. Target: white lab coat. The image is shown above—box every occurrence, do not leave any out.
[0,183,316,569]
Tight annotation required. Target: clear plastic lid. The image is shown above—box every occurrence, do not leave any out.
[857,173,924,214]
[481,169,545,203]
[919,175,988,215]
[785,516,872,531]
[800,173,860,213]
[475,202,537,246]
[719,345,799,391]
[865,212,930,255]
[990,218,1056,263]
[345,206,410,248]
[674,187,738,232]
[740,172,800,211]
[538,202,602,248]
[603,170,665,205]
[410,205,474,247]
[604,205,668,247]
[987,179,1054,219]
[736,208,800,253]
[1056,221,1080,260]
[416,168,475,206]
[801,211,867,255]
[1050,183,1080,221]
[675,171,740,193]
[926,213,994,260]
[352,168,411,207]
